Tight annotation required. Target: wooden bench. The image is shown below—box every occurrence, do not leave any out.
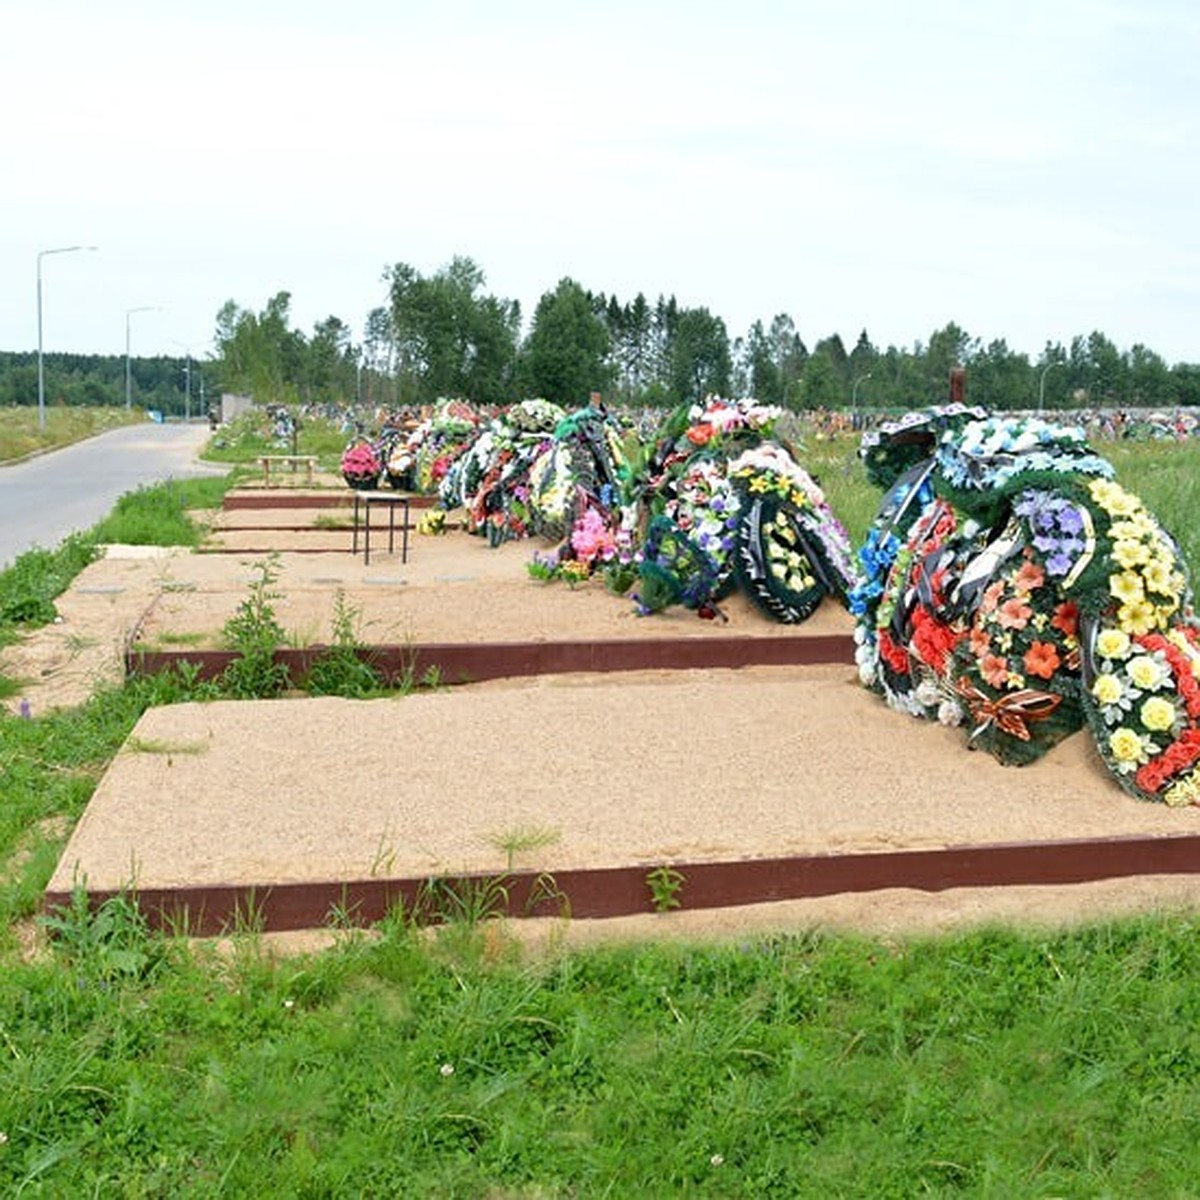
[259,455,318,486]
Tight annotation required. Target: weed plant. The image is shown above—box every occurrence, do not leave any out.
[89,476,231,547]
[304,590,385,698]
[219,554,292,698]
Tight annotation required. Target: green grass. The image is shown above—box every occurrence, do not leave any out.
[202,410,349,470]
[89,477,232,548]
[3,905,1200,1194]
[0,406,143,464]
[4,432,1200,1193]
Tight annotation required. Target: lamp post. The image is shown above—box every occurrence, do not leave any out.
[1038,363,1059,415]
[171,341,194,422]
[852,372,872,427]
[37,244,98,431]
[124,306,160,411]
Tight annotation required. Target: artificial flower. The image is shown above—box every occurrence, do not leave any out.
[1108,727,1147,766]
[1051,601,1078,638]
[1091,673,1124,707]
[1140,696,1177,733]
[1096,628,1131,660]
[1126,654,1166,692]
[1110,571,1145,605]
[996,598,1033,630]
[1023,641,1061,680]
[1117,600,1159,636]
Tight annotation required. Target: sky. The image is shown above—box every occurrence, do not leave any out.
[4,0,1200,372]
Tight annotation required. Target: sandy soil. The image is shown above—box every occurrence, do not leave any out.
[15,486,1200,941]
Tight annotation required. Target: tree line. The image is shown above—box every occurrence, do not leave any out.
[4,254,1199,415]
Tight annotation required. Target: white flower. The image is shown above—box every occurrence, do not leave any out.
[938,699,964,727]
[440,1062,455,1077]
[914,678,941,708]
[710,1154,725,1167]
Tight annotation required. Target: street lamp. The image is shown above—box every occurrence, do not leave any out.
[37,244,98,431]
[1038,363,1059,415]
[124,306,160,411]
[171,341,195,422]
[852,372,872,427]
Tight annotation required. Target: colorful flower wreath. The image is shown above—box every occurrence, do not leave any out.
[855,407,1200,802]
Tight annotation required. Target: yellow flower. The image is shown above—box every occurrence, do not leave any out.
[1108,727,1145,763]
[1109,571,1145,605]
[1092,673,1124,706]
[1117,601,1159,636]
[1095,628,1131,660]
[1127,655,1165,691]
[1091,479,1139,516]
[1112,539,1150,570]
[1164,773,1200,807]
[1110,517,1154,541]
[1141,557,1176,597]
[1139,696,1176,732]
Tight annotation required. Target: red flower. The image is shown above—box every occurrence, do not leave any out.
[1051,601,1078,638]
[1022,640,1061,680]
[687,423,715,446]
[910,606,962,674]
[877,629,910,674]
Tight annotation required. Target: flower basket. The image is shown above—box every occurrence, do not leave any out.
[341,440,383,490]
[343,470,381,491]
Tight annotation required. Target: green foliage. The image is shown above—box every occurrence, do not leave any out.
[0,534,98,628]
[646,865,685,912]
[89,477,230,547]
[303,590,385,698]
[519,277,614,404]
[41,881,167,983]
[219,554,291,698]
[386,256,521,405]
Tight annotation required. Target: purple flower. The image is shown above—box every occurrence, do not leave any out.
[1055,507,1085,535]
[1046,551,1074,577]
[1032,534,1059,554]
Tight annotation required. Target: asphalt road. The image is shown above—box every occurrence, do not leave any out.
[0,421,231,569]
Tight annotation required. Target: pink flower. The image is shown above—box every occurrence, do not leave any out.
[996,598,1032,631]
[980,654,1010,688]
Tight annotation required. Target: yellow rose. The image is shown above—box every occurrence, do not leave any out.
[1164,773,1200,808]
[1092,673,1123,705]
[1140,696,1176,733]
[1127,655,1164,690]
[1108,727,1145,763]
[1112,539,1150,569]
[1110,571,1145,605]
[1095,628,1130,660]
